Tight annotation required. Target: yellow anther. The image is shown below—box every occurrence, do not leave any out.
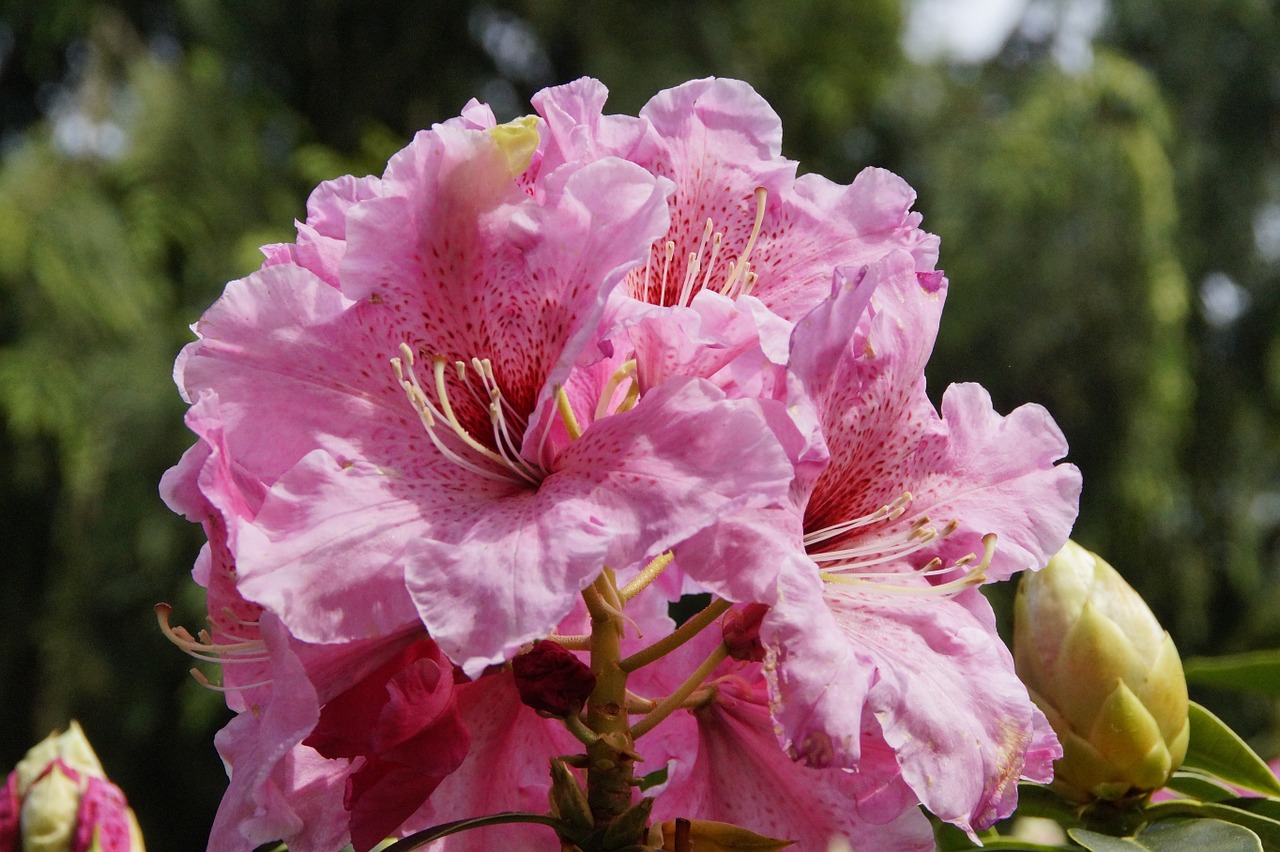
[556,386,584,440]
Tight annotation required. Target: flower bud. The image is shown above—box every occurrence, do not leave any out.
[1014,541,1189,802]
[721,604,769,663]
[0,721,144,852]
[512,640,597,717]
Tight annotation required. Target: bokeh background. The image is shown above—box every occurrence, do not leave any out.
[1,0,1278,846]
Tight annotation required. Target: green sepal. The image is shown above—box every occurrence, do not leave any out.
[599,796,653,850]
[635,765,668,792]
[549,758,594,843]
[1180,702,1280,797]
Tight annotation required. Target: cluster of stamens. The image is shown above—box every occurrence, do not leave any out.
[807,493,994,597]
[635,187,767,308]
[391,343,546,485]
[155,603,271,692]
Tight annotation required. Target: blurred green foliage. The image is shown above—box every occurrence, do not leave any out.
[0,0,1277,846]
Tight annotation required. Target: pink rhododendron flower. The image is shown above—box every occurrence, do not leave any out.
[534,77,939,321]
[523,77,1081,835]
[302,638,469,852]
[173,105,798,680]
[164,74,1085,851]
[756,252,1079,835]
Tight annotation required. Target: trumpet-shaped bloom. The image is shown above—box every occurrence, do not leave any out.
[164,76,1084,849]
[757,252,1080,834]
[533,77,939,321]
[526,79,1079,834]
[173,110,798,678]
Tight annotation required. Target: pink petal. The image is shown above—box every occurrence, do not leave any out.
[401,673,578,852]
[407,377,796,675]
[207,616,337,852]
[71,777,134,852]
[654,673,934,850]
[765,577,1061,835]
[0,772,20,847]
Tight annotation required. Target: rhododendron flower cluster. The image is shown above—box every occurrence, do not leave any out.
[162,76,1081,852]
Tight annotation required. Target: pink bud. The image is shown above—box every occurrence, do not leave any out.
[722,604,769,662]
[512,640,597,716]
[1,722,144,851]
[71,777,133,852]
[0,772,20,847]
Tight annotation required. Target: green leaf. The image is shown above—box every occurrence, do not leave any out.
[1225,797,1280,821]
[1137,819,1263,851]
[1184,651,1280,696]
[1070,827,1148,850]
[1161,771,1249,802]
[1143,801,1280,848]
[1071,819,1262,851]
[636,764,669,791]
[1180,702,1280,797]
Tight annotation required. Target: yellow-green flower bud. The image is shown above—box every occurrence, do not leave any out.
[0,721,144,852]
[1014,540,1189,802]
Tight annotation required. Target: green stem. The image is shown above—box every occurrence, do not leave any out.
[381,812,568,851]
[630,644,728,739]
[619,598,732,673]
[584,574,636,826]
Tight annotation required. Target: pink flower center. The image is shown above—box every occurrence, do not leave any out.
[629,187,767,307]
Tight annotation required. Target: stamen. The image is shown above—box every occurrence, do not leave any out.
[804,492,912,547]
[555,386,584,440]
[721,187,767,298]
[814,518,959,571]
[698,231,725,294]
[821,534,997,598]
[156,604,268,665]
[391,344,546,485]
[593,360,639,421]
[677,218,716,308]
[660,240,676,304]
[158,604,273,693]
[190,669,273,694]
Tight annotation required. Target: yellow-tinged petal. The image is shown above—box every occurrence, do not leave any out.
[654,818,794,852]
[1052,728,1117,803]
[1141,633,1189,744]
[1165,717,1190,770]
[1120,735,1175,794]
[20,764,78,852]
[1086,680,1165,771]
[1054,601,1149,731]
[487,115,540,176]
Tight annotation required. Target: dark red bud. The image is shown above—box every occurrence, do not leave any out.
[722,604,769,662]
[512,640,596,716]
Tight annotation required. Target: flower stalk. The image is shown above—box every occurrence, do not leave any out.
[620,598,733,673]
[582,574,638,826]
